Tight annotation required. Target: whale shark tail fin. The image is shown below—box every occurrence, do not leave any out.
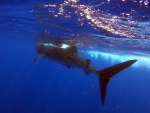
[98,60,137,106]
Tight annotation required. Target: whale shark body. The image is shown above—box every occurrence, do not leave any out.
[34,41,137,106]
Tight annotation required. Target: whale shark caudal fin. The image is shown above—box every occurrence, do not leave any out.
[98,60,137,106]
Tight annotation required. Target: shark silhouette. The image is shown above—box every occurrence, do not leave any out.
[34,41,137,106]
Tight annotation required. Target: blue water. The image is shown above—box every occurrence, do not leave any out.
[0,0,150,113]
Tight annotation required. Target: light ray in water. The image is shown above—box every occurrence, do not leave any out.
[87,51,150,68]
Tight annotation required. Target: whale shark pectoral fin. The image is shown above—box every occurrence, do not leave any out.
[98,59,137,106]
[34,54,43,62]
[64,64,72,69]
[84,70,91,76]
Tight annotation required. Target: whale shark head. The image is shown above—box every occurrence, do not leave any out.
[35,42,54,54]
[35,42,72,54]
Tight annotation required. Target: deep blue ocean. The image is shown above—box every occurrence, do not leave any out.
[0,0,150,113]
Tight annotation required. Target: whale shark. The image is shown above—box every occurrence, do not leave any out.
[34,41,137,106]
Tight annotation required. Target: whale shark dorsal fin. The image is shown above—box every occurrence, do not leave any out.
[34,54,43,62]
[85,59,91,66]
[65,46,77,54]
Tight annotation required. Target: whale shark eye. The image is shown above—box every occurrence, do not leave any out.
[60,44,70,49]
